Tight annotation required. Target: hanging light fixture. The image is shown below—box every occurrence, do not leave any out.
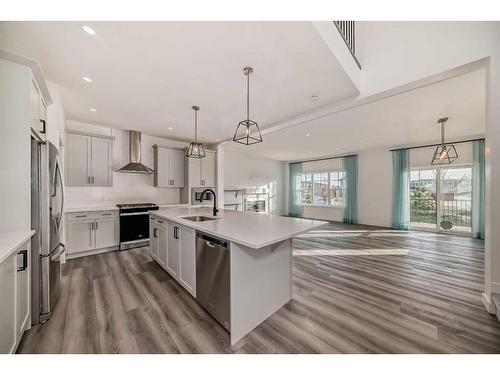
[186,106,206,158]
[431,117,458,165]
[233,66,263,145]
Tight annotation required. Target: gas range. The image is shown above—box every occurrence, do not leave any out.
[117,203,159,250]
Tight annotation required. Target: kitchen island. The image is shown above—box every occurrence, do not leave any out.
[150,207,324,345]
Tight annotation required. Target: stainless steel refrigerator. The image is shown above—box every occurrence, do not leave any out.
[31,131,65,324]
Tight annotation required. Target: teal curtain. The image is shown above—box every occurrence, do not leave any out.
[289,163,303,217]
[342,155,358,224]
[392,149,410,230]
[472,140,485,239]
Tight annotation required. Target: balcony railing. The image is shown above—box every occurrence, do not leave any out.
[334,21,361,69]
[410,198,472,229]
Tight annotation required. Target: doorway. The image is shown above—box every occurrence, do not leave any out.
[410,166,472,234]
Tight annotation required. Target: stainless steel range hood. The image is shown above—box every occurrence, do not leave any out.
[116,130,154,174]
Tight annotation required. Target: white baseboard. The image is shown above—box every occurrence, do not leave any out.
[490,281,500,294]
[482,292,497,314]
[66,245,119,259]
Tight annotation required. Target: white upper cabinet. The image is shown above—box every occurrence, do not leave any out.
[66,133,91,186]
[187,150,216,188]
[91,137,113,187]
[66,132,113,187]
[154,146,185,188]
[201,151,216,187]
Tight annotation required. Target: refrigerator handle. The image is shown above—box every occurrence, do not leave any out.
[55,157,65,230]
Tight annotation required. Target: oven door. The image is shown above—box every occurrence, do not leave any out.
[120,212,150,243]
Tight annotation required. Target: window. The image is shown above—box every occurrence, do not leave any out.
[299,171,345,207]
[410,167,472,234]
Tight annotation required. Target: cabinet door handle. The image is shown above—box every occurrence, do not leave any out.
[39,119,46,134]
[75,215,87,218]
[101,213,112,216]
[88,176,91,184]
[17,249,28,272]
[95,221,98,230]
[92,176,95,184]
[153,228,158,238]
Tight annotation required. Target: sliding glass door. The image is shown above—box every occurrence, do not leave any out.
[410,166,472,234]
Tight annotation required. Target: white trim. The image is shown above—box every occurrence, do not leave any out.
[491,281,500,294]
[66,246,118,259]
[482,292,496,314]
[301,203,343,209]
[66,129,115,140]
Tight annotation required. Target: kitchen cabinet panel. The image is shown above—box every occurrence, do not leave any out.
[188,157,202,188]
[67,220,94,254]
[149,218,159,261]
[0,239,31,354]
[158,224,168,268]
[179,226,196,297]
[170,149,185,187]
[166,223,180,278]
[66,132,113,187]
[0,252,16,353]
[154,146,185,188]
[66,133,91,186]
[16,246,30,339]
[94,218,119,249]
[201,151,216,187]
[91,137,112,187]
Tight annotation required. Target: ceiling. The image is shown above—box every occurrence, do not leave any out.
[0,21,358,142]
[224,68,486,160]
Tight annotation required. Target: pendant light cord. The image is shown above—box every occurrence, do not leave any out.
[246,72,250,120]
[441,122,445,145]
[195,109,198,143]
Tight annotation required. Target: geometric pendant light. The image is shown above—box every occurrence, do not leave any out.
[233,66,263,145]
[186,105,206,158]
[431,117,458,165]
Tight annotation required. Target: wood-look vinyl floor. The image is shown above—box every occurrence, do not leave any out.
[17,222,500,354]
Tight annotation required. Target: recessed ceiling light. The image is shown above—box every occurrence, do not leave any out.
[167,127,173,130]
[81,76,93,82]
[89,108,97,112]
[305,133,310,137]
[310,95,319,103]
[82,25,96,35]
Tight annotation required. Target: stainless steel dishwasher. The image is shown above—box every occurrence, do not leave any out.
[196,232,230,331]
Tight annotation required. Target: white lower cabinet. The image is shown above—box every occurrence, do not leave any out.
[150,216,196,297]
[66,211,119,256]
[0,240,31,353]
[179,226,196,297]
[166,223,180,277]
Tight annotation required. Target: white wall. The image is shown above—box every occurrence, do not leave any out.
[357,148,393,227]
[64,120,189,208]
[356,21,500,305]
[0,58,32,232]
[223,149,285,215]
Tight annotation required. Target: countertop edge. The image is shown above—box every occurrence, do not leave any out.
[150,211,324,249]
[0,230,35,264]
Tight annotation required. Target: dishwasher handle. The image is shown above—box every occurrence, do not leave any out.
[197,233,228,248]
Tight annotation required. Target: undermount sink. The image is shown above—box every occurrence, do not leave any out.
[182,215,219,222]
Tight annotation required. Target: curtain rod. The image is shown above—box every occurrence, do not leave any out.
[289,154,357,165]
[389,137,485,152]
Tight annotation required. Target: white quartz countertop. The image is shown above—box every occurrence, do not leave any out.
[0,231,35,264]
[151,207,325,249]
